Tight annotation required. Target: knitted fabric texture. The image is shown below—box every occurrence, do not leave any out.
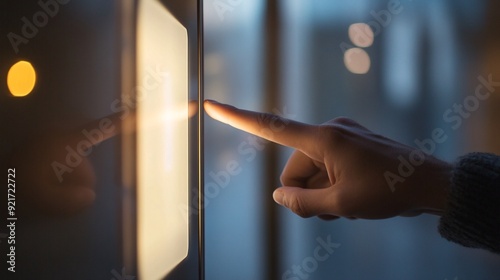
[438,152,500,254]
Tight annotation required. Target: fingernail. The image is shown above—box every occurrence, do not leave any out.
[273,190,284,206]
[204,99,219,104]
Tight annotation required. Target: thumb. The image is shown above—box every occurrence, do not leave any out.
[273,186,335,218]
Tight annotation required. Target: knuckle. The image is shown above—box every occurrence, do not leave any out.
[331,116,355,126]
[317,124,346,146]
[257,112,281,127]
[257,112,287,136]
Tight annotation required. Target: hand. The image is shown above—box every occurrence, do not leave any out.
[204,100,452,220]
[8,114,121,216]
[7,100,200,217]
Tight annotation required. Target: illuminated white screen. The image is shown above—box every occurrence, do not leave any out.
[136,0,189,279]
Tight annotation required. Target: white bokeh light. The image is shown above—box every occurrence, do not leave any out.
[344,47,371,74]
[348,23,374,48]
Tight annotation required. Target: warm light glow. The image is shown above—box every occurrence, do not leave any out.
[348,23,374,48]
[137,0,189,279]
[7,60,36,97]
[344,48,371,74]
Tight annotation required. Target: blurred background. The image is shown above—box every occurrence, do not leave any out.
[0,0,499,279]
[204,0,500,280]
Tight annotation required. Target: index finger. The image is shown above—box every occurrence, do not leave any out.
[204,100,317,153]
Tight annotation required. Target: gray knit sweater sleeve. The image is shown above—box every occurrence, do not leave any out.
[438,152,500,254]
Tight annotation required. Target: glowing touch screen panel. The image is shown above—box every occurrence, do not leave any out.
[137,0,189,279]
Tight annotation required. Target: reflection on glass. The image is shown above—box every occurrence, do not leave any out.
[136,0,189,279]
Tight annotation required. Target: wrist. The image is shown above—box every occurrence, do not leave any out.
[418,158,453,216]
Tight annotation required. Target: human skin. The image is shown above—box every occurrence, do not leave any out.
[204,99,452,220]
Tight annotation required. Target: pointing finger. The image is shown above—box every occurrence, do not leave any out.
[204,100,318,155]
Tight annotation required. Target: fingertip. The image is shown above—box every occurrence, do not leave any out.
[188,100,199,118]
[203,99,222,110]
[64,187,96,214]
[203,100,240,125]
[273,189,285,206]
[77,187,96,206]
[203,99,223,120]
